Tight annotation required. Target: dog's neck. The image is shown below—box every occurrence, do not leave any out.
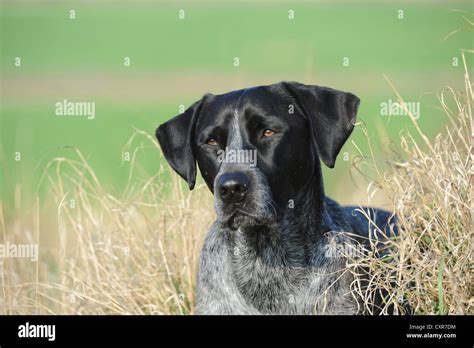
[227,175,332,312]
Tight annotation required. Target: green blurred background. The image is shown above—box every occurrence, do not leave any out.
[0,0,472,212]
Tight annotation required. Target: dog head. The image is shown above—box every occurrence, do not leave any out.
[156,82,359,230]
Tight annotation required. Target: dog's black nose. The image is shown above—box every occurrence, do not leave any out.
[218,172,250,203]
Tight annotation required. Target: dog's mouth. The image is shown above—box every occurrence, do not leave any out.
[219,207,277,231]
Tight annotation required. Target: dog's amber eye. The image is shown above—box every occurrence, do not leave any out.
[262,129,275,138]
[206,138,218,146]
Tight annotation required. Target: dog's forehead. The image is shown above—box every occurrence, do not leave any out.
[201,86,288,125]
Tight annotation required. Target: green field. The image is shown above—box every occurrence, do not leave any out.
[1,0,472,209]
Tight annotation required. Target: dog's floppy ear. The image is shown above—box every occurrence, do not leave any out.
[155,97,207,190]
[280,82,360,168]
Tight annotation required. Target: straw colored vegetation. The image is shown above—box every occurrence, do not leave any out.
[1,131,214,314]
[347,53,472,315]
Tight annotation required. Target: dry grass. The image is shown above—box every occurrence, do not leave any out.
[346,51,473,315]
[1,59,472,315]
[1,131,214,314]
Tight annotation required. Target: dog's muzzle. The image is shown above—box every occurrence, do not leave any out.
[214,168,277,230]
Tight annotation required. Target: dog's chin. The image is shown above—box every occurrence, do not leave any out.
[219,210,276,231]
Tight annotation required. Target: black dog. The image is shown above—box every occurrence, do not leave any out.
[156,82,397,314]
